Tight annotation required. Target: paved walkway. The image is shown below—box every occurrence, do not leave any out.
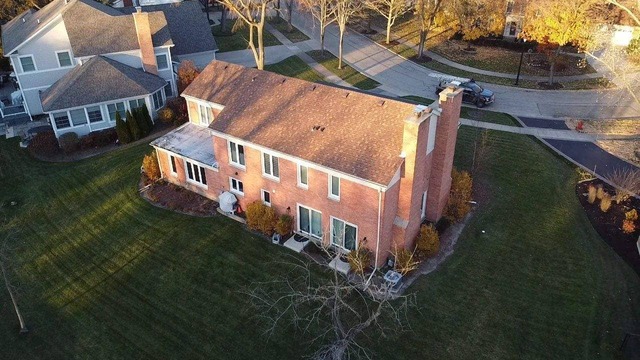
[367,24,608,83]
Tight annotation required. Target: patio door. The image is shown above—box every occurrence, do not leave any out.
[299,205,322,238]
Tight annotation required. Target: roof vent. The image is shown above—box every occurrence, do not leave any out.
[252,76,257,82]
[344,92,350,98]
[320,127,325,132]
[312,85,316,91]
[379,100,385,106]
[22,18,25,23]
[281,78,286,84]
[37,19,40,24]
[224,64,229,69]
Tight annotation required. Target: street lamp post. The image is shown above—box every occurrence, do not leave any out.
[515,39,527,86]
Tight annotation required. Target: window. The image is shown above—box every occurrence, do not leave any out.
[53,112,70,129]
[107,102,125,122]
[262,153,279,179]
[506,0,514,13]
[56,51,72,67]
[229,141,245,167]
[155,54,169,70]
[230,177,244,195]
[86,106,103,123]
[186,160,207,186]
[19,56,35,72]
[152,90,164,110]
[129,98,146,110]
[331,217,357,251]
[420,191,427,219]
[169,155,177,175]
[261,189,271,206]
[199,104,212,125]
[164,82,173,97]
[329,175,340,200]
[298,164,308,188]
[69,109,87,126]
[299,205,322,238]
[427,116,437,154]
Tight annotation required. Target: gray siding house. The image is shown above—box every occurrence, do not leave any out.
[1,0,217,138]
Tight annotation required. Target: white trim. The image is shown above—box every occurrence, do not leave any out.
[297,163,309,189]
[184,158,209,188]
[261,189,271,207]
[297,203,323,239]
[328,175,340,201]
[228,140,246,170]
[85,105,105,124]
[48,93,153,114]
[9,57,32,120]
[17,55,37,73]
[229,177,244,196]
[211,130,390,191]
[330,216,358,252]
[169,154,178,176]
[261,151,280,181]
[427,115,437,155]
[55,50,74,68]
[21,85,52,92]
[198,103,212,126]
[420,190,427,219]
[183,95,225,111]
[155,53,169,70]
[159,147,218,172]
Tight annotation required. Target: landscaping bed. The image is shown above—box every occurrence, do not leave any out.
[268,18,309,43]
[142,178,218,217]
[306,50,380,90]
[576,180,640,275]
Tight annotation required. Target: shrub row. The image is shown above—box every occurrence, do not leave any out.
[115,106,154,144]
[245,201,293,237]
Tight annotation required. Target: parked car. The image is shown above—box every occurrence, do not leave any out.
[435,78,495,108]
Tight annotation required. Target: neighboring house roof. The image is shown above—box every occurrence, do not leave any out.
[119,1,218,56]
[183,61,418,186]
[151,122,217,167]
[1,0,69,56]
[63,0,172,57]
[40,55,167,112]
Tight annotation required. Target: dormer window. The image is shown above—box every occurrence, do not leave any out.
[199,104,212,125]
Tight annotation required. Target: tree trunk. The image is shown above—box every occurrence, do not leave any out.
[386,16,392,44]
[1,261,27,334]
[418,29,427,58]
[548,46,562,85]
[203,0,210,24]
[338,24,345,69]
[320,26,326,53]
[258,24,265,70]
[276,0,281,20]
[220,6,227,33]
[286,2,293,32]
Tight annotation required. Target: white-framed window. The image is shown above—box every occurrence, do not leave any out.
[262,152,279,179]
[107,102,125,122]
[53,112,70,129]
[427,116,437,154]
[129,98,146,110]
[69,109,87,126]
[261,189,271,206]
[18,55,36,73]
[164,82,173,98]
[298,204,322,238]
[169,155,177,175]
[230,177,244,195]
[56,51,72,67]
[199,104,212,125]
[156,54,169,70]
[329,175,340,200]
[228,141,245,168]
[86,106,103,123]
[152,90,164,110]
[420,190,427,219]
[186,160,207,186]
[331,217,357,251]
[298,164,308,189]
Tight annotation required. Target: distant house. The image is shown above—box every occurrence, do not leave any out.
[151,61,464,267]
[1,0,217,138]
[503,0,527,39]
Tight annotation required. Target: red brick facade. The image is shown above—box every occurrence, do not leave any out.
[155,88,463,267]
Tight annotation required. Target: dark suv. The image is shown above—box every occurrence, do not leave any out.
[436,79,495,108]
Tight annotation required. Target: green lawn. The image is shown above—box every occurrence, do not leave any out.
[0,113,638,358]
[264,55,325,83]
[268,18,309,43]
[306,50,381,90]
[212,20,282,52]
[400,95,522,126]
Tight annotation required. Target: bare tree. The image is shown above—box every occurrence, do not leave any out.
[217,0,276,69]
[415,0,448,59]
[334,0,364,69]
[245,256,415,360]
[0,230,28,334]
[364,0,408,44]
[280,0,295,32]
[300,0,339,52]
[605,168,640,203]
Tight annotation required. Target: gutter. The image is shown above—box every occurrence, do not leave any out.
[366,186,383,287]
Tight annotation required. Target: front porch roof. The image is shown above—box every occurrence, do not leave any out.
[151,123,217,168]
[40,56,167,113]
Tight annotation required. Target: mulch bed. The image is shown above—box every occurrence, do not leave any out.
[142,178,218,217]
[576,180,640,275]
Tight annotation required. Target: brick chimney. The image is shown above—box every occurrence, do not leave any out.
[132,6,158,74]
[425,86,463,222]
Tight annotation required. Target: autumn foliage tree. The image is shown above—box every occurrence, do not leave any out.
[451,0,505,50]
[177,61,201,93]
[415,0,449,58]
[521,0,597,85]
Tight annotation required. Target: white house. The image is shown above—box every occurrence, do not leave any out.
[1,0,217,137]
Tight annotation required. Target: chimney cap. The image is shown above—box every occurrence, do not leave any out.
[135,6,142,13]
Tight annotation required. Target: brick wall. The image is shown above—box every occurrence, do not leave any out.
[132,9,158,75]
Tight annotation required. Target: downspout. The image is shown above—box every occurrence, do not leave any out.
[365,186,383,287]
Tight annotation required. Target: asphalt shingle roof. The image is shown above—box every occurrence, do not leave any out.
[183,61,419,186]
[40,55,167,112]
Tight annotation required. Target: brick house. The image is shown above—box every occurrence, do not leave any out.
[151,61,463,267]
